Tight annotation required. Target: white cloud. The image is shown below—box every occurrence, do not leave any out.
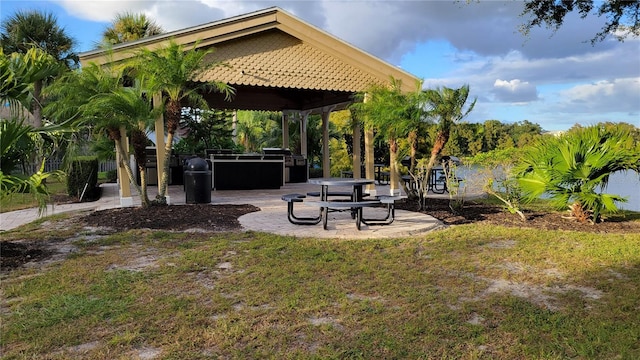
[55,0,148,22]
[44,0,638,130]
[556,78,640,114]
[493,79,538,102]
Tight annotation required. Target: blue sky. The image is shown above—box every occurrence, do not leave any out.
[2,0,639,131]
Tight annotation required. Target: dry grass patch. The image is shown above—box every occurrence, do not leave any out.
[1,224,639,359]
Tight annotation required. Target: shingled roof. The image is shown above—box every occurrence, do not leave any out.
[79,7,420,112]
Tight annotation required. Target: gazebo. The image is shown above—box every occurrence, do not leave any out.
[79,7,420,205]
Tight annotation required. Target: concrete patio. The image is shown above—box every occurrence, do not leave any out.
[0,182,484,239]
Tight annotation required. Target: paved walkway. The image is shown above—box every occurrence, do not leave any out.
[0,182,481,239]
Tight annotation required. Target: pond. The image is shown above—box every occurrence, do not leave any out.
[456,167,640,212]
[609,170,640,212]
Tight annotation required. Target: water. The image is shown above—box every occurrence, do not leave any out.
[457,167,640,212]
[607,171,640,212]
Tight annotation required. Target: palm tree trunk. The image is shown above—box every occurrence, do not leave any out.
[138,166,149,207]
[131,127,150,206]
[389,137,400,194]
[31,80,43,128]
[158,100,181,200]
[408,130,417,173]
[417,130,449,210]
[157,132,173,200]
[114,138,145,203]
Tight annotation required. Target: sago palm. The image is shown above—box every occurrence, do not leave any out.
[516,125,640,223]
[132,40,234,202]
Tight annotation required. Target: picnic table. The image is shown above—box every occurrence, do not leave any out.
[282,178,405,230]
[305,178,377,230]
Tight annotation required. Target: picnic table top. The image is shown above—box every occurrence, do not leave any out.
[308,178,374,186]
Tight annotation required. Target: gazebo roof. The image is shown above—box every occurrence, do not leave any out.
[79,7,420,112]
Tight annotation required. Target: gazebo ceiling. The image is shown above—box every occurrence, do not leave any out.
[79,7,420,113]
[199,84,354,112]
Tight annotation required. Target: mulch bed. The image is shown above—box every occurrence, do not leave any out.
[82,204,260,232]
[394,198,640,233]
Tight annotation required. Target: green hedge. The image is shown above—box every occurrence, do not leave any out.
[67,156,99,201]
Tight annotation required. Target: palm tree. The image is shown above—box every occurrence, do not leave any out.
[1,10,77,127]
[44,61,123,126]
[423,85,476,172]
[89,85,160,207]
[8,48,64,128]
[1,48,31,114]
[1,10,77,67]
[132,40,234,202]
[45,62,158,206]
[235,111,264,152]
[100,12,164,47]
[354,79,425,197]
[1,49,65,212]
[516,125,640,223]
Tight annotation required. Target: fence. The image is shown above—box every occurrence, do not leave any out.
[22,159,117,175]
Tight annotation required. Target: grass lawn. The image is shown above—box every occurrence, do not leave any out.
[1,220,639,359]
[0,179,67,213]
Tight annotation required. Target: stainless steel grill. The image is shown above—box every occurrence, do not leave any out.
[262,148,307,183]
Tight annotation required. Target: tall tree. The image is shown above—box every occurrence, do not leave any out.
[89,85,161,207]
[100,12,164,47]
[132,40,234,203]
[355,79,425,193]
[178,108,235,154]
[235,111,266,153]
[1,48,67,211]
[520,0,640,44]
[1,10,76,127]
[1,10,77,67]
[46,62,157,207]
[423,85,476,178]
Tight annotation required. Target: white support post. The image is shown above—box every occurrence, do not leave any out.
[363,93,376,196]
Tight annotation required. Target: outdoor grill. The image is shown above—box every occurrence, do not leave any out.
[262,148,307,183]
[139,147,182,186]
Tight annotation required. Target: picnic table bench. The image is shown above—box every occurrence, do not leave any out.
[281,193,321,225]
[282,190,405,230]
[303,200,381,230]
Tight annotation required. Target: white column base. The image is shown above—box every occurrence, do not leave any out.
[389,188,402,196]
[366,188,377,197]
[120,197,134,207]
[165,195,171,205]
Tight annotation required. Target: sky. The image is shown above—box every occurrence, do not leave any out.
[2,0,639,131]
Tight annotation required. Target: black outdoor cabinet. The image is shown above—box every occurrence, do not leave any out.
[210,154,284,190]
[288,157,308,183]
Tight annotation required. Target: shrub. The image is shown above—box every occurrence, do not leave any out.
[66,157,99,201]
[516,125,640,223]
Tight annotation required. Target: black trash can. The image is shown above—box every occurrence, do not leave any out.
[184,157,211,204]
